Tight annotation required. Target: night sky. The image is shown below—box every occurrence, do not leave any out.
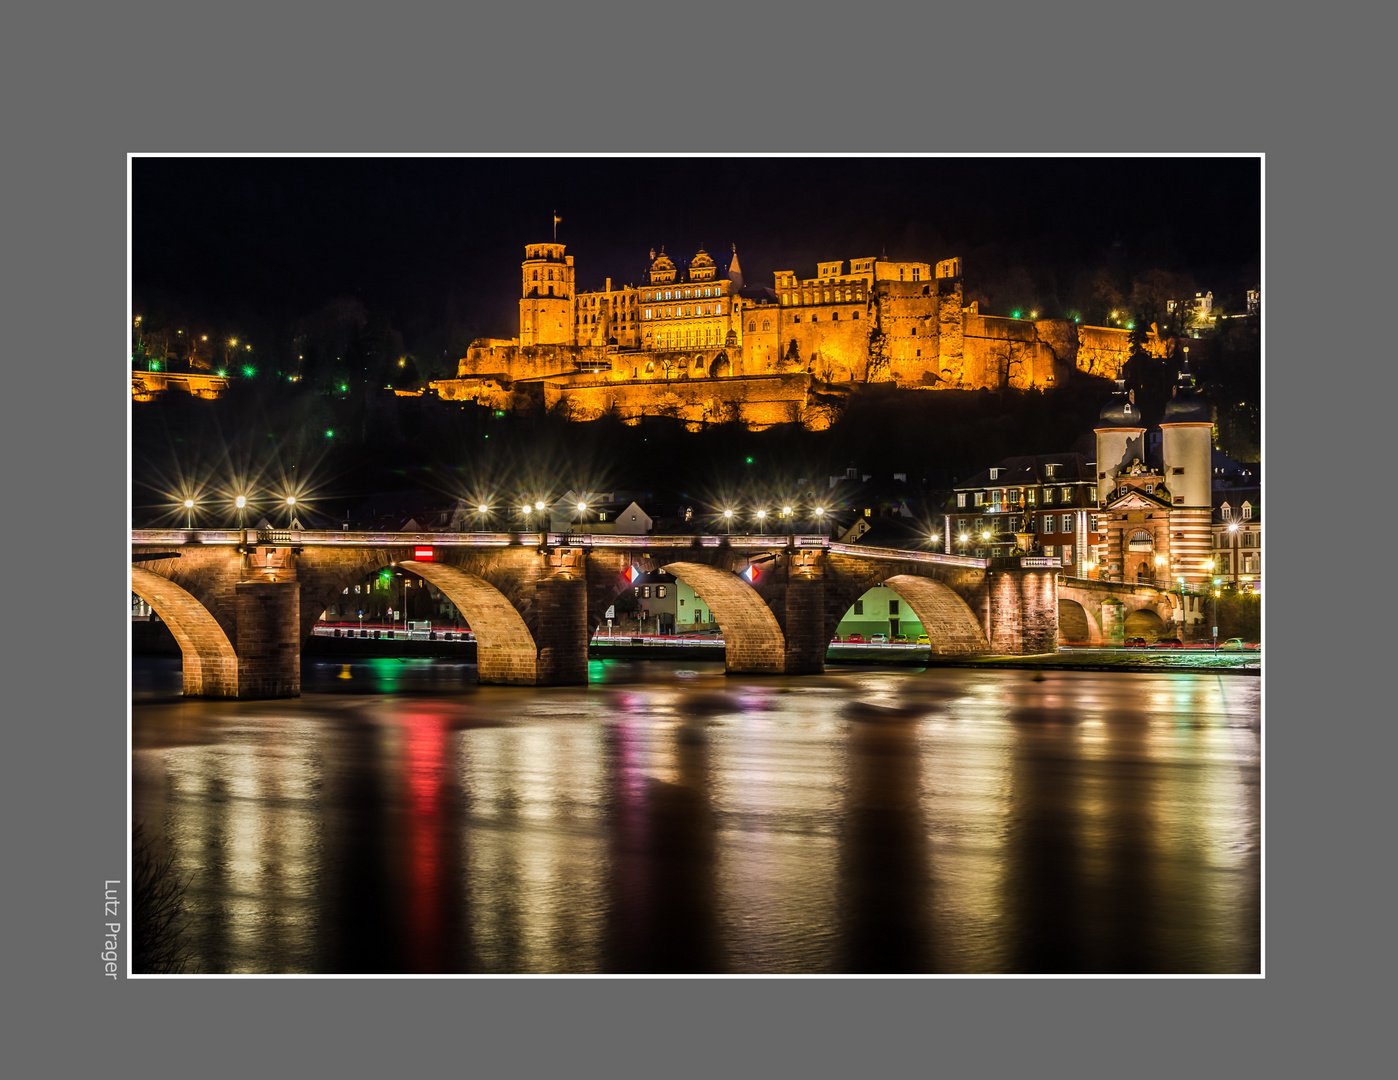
[133,156,1260,353]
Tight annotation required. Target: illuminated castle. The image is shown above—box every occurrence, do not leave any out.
[431,240,1141,430]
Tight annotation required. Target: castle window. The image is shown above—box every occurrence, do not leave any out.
[845,289,852,301]
[782,293,789,305]
[824,290,831,303]
[716,302,723,314]
[957,493,966,507]
[832,312,839,320]
[811,314,818,322]
[532,270,538,281]
[762,319,770,331]
[548,270,554,280]
[694,357,703,368]
[749,320,757,332]
[794,315,801,323]
[852,311,859,320]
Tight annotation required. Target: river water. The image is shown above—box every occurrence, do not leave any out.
[132,657,1261,974]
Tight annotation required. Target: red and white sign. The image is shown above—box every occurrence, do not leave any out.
[623,565,639,584]
[742,565,760,583]
[414,546,434,562]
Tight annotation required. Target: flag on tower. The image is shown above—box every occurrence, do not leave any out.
[553,212,561,240]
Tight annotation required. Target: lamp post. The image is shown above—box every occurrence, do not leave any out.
[756,509,766,535]
[235,494,247,531]
[285,495,296,528]
[183,498,194,529]
[476,503,490,531]
[781,506,793,534]
[1212,574,1222,650]
[1177,575,1188,644]
[577,501,588,534]
[723,508,734,535]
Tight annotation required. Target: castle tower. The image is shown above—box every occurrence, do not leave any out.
[727,244,745,290]
[1160,357,1214,584]
[1094,379,1147,506]
[520,241,575,346]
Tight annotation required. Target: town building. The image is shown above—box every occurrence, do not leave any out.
[1212,488,1262,593]
[944,453,1098,574]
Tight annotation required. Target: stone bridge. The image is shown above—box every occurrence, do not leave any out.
[130,529,1064,698]
[1056,576,1187,644]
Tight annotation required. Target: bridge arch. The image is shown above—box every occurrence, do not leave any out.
[879,574,988,655]
[407,561,542,683]
[1123,607,1167,641]
[661,561,785,673]
[1057,597,1101,645]
[131,565,239,696]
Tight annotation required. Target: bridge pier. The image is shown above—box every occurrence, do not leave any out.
[778,571,829,675]
[234,580,301,698]
[986,567,1059,655]
[530,573,589,686]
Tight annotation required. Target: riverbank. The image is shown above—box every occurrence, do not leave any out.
[135,622,1258,674]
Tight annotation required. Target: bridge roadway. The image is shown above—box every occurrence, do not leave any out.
[130,529,1165,698]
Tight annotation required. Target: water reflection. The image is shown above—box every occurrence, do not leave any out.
[132,660,1260,973]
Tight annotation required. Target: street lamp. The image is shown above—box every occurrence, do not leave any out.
[756,509,767,534]
[1212,576,1222,649]
[183,498,194,529]
[723,508,734,534]
[285,495,296,528]
[235,494,247,530]
[1177,575,1188,644]
[577,501,589,533]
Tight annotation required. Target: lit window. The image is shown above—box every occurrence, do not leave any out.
[657,586,667,598]
[749,320,757,332]
[957,493,966,507]
[762,319,770,331]
[1242,503,1252,519]
[1062,514,1072,533]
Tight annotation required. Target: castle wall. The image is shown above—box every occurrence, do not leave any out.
[777,301,871,383]
[541,372,820,431]
[1076,324,1132,379]
[739,304,781,376]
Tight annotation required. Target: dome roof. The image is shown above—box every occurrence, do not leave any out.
[1099,383,1144,427]
[1162,390,1210,423]
[1162,363,1210,423]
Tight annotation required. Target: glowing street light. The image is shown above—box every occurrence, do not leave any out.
[535,500,545,511]
[183,498,194,529]
[285,495,296,528]
[723,508,734,534]
[235,495,247,529]
[756,508,767,534]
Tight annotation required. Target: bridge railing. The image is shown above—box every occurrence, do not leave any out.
[128,529,985,569]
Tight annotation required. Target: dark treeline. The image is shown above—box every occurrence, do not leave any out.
[132,323,1259,529]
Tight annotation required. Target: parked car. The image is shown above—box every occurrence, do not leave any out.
[892,635,910,644]
[845,633,864,643]
[1154,637,1183,648]
[1123,637,1148,647]
[916,634,930,645]
[870,634,889,645]
[1218,637,1259,651]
